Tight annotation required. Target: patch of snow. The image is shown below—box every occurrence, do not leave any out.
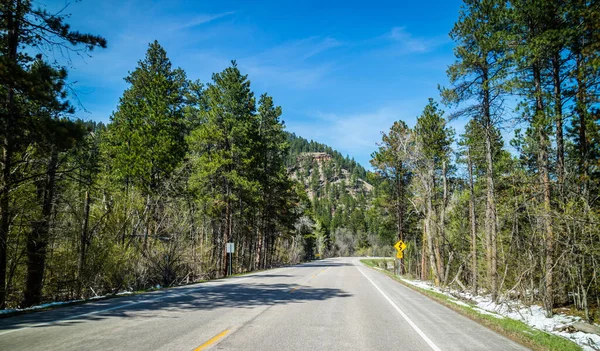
[450,299,471,307]
[0,290,135,315]
[400,277,442,293]
[0,300,83,315]
[557,331,600,351]
[397,276,600,351]
[473,307,505,319]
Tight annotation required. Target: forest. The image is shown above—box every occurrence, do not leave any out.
[0,0,598,326]
[370,0,600,321]
[0,0,321,309]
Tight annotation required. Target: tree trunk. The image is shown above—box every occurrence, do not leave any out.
[223,193,230,276]
[552,54,564,195]
[0,0,22,310]
[0,146,10,310]
[77,190,91,297]
[468,149,478,294]
[426,170,441,285]
[483,67,498,301]
[533,63,554,317]
[255,226,263,270]
[421,223,428,281]
[439,160,448,284]
[24,147,58,307]
[575,52,588,198]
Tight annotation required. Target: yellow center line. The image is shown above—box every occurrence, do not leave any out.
[312,267,329,279]
[194,329,230,351]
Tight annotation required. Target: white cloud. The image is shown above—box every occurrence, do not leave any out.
[239,36,341,89]
[253,36,342,61]
[172,11,236,31]
[386,26,447,54]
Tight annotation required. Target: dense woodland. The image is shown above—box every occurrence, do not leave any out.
[0,1,317,309]
[371,0,600,321]
[0,0,598,325]
[0,0,392,310]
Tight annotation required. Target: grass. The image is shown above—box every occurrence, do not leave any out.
[360,258,582,351]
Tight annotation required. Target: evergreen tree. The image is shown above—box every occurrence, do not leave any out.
[187,61,258,276]
[106,41,187,194]
[413,99,454,286]
[441,0,511,300]
[371,120,412,273]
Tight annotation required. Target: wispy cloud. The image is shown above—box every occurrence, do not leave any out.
[388,27,430,53]
[172,11,236,31]
[385,26,448,54]
[255,36,342,61]
[240,36,342,89]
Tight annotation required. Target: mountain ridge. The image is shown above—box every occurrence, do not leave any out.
[285,132,373,200]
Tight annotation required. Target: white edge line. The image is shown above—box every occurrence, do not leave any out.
[356,264,442,351]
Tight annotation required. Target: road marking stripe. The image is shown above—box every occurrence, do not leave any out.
[311,267,329,279]
[194,329,230,351]
[356,265,442,351]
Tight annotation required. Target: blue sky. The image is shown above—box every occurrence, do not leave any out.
[46,0,464,167]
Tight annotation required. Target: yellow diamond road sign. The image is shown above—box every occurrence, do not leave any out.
[394,240,407,252]
[396,251,403,259]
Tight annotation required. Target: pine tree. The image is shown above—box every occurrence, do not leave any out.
[441,0,511,300]
[255,93,290,269]
[370,120,412,273]
[187,61,258,276]
[413,99,454,286]
[106,41,187,194]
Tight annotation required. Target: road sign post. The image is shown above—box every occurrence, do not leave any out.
[226,242,235,276]
[393,240,407,275]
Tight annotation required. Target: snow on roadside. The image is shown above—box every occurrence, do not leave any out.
[472,307,505,319]
[0,300,80,315]
[451,300,471,307]
[0,291,134,315]
[398,275,600,351]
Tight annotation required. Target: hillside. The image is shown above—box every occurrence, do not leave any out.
[286,133,372,200]
[284,133,389,257]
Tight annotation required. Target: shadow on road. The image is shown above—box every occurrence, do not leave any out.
[0,282,352,332]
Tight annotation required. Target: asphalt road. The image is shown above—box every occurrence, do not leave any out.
[0,257,528,351]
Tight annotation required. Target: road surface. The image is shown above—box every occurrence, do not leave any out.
[0,257,527,350]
